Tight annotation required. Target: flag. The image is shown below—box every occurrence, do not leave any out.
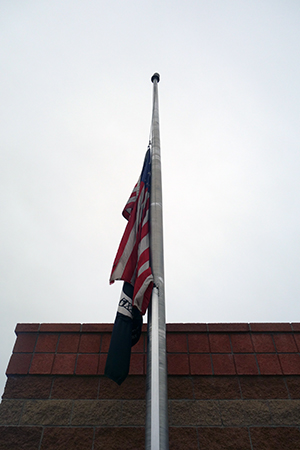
[105,148,153,384]
[109,147,153,315]
[104,282,142,385]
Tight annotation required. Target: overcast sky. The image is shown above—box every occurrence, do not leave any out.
[1,1,300,395]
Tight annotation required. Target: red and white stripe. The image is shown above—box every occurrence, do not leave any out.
[110,154,153,315]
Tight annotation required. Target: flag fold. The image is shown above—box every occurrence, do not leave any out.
[110,148,153,315]
[104,281,142,385]
[105,148,153,384]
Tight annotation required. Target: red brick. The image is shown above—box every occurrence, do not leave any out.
[129,354,145,375]
[188,333,209,353]
[231,334,254,353]
[168,377,194,399]
[98,354,107,375]
[51,376,99,399]
[52,354,76,374]
[169,427,199,449]
[208,323,249,332]
[0,426,42,450]
[251,334,275,352]
[29,353,54,374]
[6,353,32,374]
[292,323,300,332]
[250,323,292,332]
[198,427,251,449]
[234,354,259,375]
[193,376,240,399]
[57,334,80,353]
[39,323,81,332]
[41,427,94,450]
[273,333,297,352]
[240,376,288,399]
[209,334,231,353]
[75,354,99,375]
[293,334,300,352]
[81,323,113,332]
[167,333,187,352]
[131,334,145,353]
[99,376,146,399]
[35,334,58,352]
[15,323,40,333]
[78,334,101,353]
[94,427,145,450]
[256,354,282,375]
[285,376,300,398]
[250,427,300,450]
[189,354,212,375]
[279,354,300,375]
[167,323,207,332]
[13,333,37,353]
[167,354,189,375]
[100,334,111,352]
[3,375,53,399]
[212,354,236,375]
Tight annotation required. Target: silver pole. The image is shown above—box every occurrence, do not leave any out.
[146,73,169,450]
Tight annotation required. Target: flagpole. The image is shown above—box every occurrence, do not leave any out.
[146,73,169,450]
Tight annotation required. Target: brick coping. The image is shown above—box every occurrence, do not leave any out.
[15,322,300,334]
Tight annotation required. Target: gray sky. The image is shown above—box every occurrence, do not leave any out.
[1,1,300,394]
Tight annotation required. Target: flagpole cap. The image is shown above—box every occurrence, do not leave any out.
[151,73,160,83]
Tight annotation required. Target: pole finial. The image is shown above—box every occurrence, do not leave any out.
[151,73,160,83]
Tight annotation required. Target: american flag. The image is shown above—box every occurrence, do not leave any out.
[109,147,153,315]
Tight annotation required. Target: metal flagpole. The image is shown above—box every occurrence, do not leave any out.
[146,73,169,450]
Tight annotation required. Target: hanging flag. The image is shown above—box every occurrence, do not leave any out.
[109,147,153,315]
[104,281,142,385]
[105,147,153,384]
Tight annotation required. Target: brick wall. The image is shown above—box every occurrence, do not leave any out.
[1,323,300,449]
